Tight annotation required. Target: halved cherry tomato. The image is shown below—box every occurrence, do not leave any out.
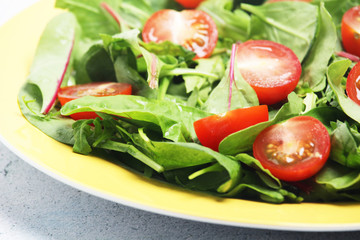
[341,6,360,57]
[175,0,205,8]
[346,61,360,105]
[142,9,218,59]
[58,82,132,120]
[236,40,301,105]
[253,116,330,182]
[194,105,269,151]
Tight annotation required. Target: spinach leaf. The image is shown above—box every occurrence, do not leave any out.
[243,2,318,62]
[101,30,168,90]
[317,161,360,190]
[312,0,360,37]
[198,0,250,42]
[18,83,75,145]
[26,13,76,113]
[55,0,120,39]
[235,153,281,189]
[133,130,242,193]
[222,168,301,203]
[218,92,303,155]
[203,65,259,114]
[330,121,360,168]
[183,56,224,94]
[75,43,117,84]
[298,3,337,92]
[326,59,360,123]
[60,94,210,142]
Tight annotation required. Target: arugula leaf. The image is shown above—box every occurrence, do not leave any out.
[243,2,318,62]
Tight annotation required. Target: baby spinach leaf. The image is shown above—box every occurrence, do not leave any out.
[60,94,211,142]
[243,2,318,62]
[141,41,195,60]
[75,43,117,84]
[330,121,360,168]
[317,161,360,190]
[183,56,224,94]
[133,130,242,193]
[203,65,258,114]
[198,0,250,42]
[18,83,75,145]
[219,92,303,155]
[55,0,120,39]
[26,12,76,113]
[234,153,281,189]
[101,30,166,89]
[327,59,360,123]
[312,0,360,37]
[298,3,337,92]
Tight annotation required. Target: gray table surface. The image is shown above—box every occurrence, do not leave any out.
[1,141,360,240]
[1,1,360,239]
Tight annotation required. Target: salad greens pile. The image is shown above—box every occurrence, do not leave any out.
[18,0,360,203]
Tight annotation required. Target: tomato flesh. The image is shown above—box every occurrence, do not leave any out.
[342,6,360,57]
[142,9,218,58]
[346,61,360,105]
[58,82,132,120]
[175,0,204,8]
[194,105,269,151]
[253,116,330,182]
[236,40,301,105]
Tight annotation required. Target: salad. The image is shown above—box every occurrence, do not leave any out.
[18,0,360,203]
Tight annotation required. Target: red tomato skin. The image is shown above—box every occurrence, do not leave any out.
[175,0,204,8]
[194,105,269,151]
[142,9,218,59]
[346,61,360,105]
[236,40,301,105]
[58,82,132,120]
[253,116,330,182]
[342,6,360,57]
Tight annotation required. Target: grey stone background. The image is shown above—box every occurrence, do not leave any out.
[1,1,360,239]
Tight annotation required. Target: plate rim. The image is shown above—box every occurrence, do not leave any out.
[1,0,360,232]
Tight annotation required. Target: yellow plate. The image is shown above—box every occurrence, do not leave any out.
[1,0,360,231]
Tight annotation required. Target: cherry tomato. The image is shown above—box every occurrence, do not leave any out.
[142,9,218,59]
[236,40,301,105]
[58,82,132,120]
[346,61,360,105]
[194,105,269,151]
[175,0,204,8]
[341,6,360,57]
[253,116,330,182]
